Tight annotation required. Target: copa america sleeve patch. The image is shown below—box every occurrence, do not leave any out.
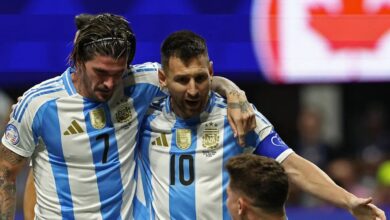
[5,124,20,145]
[253,131,290,159]
[270,133,288,147]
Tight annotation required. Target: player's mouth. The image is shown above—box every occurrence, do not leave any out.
[98,89,112,95]
[96,89,114,101]
[185,99,200,108]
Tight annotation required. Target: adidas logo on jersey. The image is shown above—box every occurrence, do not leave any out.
[151,133,168,147]
[64,120,84,135]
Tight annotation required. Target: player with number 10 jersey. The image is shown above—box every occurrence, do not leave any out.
[135,92,293,220]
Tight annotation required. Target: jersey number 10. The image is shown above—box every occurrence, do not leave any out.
[170,154,194,186]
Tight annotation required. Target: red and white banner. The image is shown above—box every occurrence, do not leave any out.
[251,0,390,83]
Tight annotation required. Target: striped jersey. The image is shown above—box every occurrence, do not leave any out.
[2,62,164,220]
[134,92,293,220]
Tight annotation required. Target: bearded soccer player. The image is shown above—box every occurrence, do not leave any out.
[134,30,386,220]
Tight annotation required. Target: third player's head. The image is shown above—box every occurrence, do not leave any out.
[70,13,136,102]
[226,155,289,220]
[159,30,213,119]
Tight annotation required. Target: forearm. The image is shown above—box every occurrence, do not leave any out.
[212,76,256,146]
[212,76,242,97]
[282,153,355,210]
[0,169,16,220]
[0,144,27,220]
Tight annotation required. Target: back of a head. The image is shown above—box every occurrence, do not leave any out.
[70,13,136,67]
[226,154,289,215]
[160,30,208,72]
[75,14,95,30]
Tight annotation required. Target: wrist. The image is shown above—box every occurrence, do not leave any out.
[345,192,358,212]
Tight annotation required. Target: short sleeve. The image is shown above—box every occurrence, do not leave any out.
[2,98,39,157]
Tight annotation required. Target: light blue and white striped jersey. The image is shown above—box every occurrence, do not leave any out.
[2,62,164,220]
[135,92,293,220]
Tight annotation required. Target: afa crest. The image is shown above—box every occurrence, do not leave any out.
[202,122,219,149]
[115,99,132,124]
[176,129,191,150]
[90,107,106,129]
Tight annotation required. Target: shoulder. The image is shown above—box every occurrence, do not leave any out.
[12,75,66,122]
[207,92,228,117]
[123,62,160,86]
[141,97,174,132]
[124,62,160,77]
[146,97,166,117]
[132,62,160,74]
[150,97,165,110]
[213,93,228,108]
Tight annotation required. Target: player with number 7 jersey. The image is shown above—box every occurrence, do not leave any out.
[2,62,164,220]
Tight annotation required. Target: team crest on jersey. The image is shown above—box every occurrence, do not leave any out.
[5,124,19,145]
[176,129,191,150]
[90,107,106,129]
[115,99,132,125]
[202,122,219,150]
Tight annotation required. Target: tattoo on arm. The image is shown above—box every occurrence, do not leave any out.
[228,90,242,98]
[227,103,241,109]
[239,101,250,112]
[0,145,25,220]
[0,167,16,220]
[0,146,24,166]
[227,101,250,112]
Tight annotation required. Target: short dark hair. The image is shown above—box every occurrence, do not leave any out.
[160,30,208,72]
[70,13,136,67]
[226,154,289,214]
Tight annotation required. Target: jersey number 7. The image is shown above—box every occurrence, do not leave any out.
[96,133,110,163]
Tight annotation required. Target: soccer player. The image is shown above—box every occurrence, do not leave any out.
[0,14,253,220]
[226,154,288,220]
[135,30,386,220]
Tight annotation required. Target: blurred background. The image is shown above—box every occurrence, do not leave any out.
[0,0,389,219]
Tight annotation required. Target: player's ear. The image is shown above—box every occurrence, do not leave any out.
[237,197,245,215]
[158,69,167,87]
[74,60,84,75]
[209,61,214,78]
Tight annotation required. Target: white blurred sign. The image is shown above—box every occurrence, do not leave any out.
[251,0,390,83]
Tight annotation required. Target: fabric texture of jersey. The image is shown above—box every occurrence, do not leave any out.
[2,62,164,220]
[134,92,293,220]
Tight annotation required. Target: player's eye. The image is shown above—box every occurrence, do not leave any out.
[195,75,208,83]
[175,76,190,84]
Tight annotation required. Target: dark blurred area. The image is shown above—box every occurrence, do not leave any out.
[242,82,390,209]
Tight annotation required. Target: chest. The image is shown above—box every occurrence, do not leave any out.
[145,118,244,161]
[38,97,139,163]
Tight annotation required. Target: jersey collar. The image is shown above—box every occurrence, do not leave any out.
[62,67,77,96]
